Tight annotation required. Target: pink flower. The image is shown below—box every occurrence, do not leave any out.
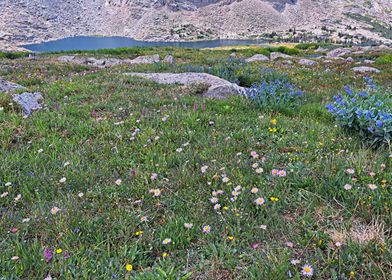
[250,151,259,159]
[202,225,211,233]
[271,169,279,176]
[150,173,158,180]
[43,248,53,262]
[278,170,287,177]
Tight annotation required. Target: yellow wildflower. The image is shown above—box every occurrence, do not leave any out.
[126,264,133,271]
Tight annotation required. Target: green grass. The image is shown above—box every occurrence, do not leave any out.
[376,54,392,65]
[0,47,391,279]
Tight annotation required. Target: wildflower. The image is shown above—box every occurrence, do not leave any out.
[335,242,342,248]
[290,259,300,265]
[368,184,377,190]
[176,148,183,153]
[380,163,386,170]
[252,163,259,168]
[50,207,60,215]
[184,223,193,229]
[38,149,43,153]
[271,119,277,125]
[222,176,229,183]
[210,197,218,203]
[150,173,158,180]
[149,189,161,197]
[270,196,279,202]
[59,177,67,183]
[234,185,242,191]
[254,197,265,205]
[115,179,122,186]
[43,248,53,262]
[135,231,144,236]
[223,206,229,211]
[1,192,8,198]
[140,216,148,222]
[162,238,172,245]
[250,151,259,159]
[255,168,263,174]
[162,252,168,258]
[301,264,314,277]
[271,169,279,176]
[44,275,52,280]
[78,192,84,198]
[22,218,30,223]
[126,264,133,271]
[231,190,240,196]
[343,184,352,190]
[202,225,211,233]
[14,194,21,201]
[64,161,70,167]
[278,170,287,177]
[214,204,221,210]
[11,256,19,261]
[56,249,62,254]
[216,190,224,195]
[251,187,259,194]
[5,182,12,187]
[162,115,169,122]
[286,241,294,248]
[228,236,234,241]
[260,225,267,230]
[201,165,208,173]
[346,168,355,174]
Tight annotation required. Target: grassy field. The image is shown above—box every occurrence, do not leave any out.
[0,46,391,279]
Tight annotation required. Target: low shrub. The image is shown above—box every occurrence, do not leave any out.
[0,51,30,59]
[375,54,392,65]
[245,76,304,109]
[326,77,392,147]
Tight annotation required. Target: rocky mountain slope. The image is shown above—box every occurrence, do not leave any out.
[1,0,391,50]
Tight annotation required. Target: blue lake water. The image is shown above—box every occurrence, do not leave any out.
[22,36,268,52]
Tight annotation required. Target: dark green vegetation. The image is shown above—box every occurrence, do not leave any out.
[345,13,392,40]
[0,46,391,279]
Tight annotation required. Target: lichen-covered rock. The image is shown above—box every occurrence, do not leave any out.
[297,59,318,66]
[352,66,380,73]
[245,54,269,63]
[125,54,161,65]
[12,92,43,116]
[163,55,175,64]
[125,72,245,99]
[0,78,25,93]
[326,48,351,58]
[270,52,292,60]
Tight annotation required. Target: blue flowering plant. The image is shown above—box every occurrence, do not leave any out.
[245,77,304,109]
[326,77,392,147]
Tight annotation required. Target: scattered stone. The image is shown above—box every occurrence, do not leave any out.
[125,72,245,99]
[0,77,25,93]
[163,55,175,64]
[364,60,375,64]
[270,52,292,60]
[245,54,269,63]
[345,57,354,62]
[57,54,161,67]
[297,58,318,66]
[57,55,75,62]
[12,92,43,116]
[326,48,352,58]
[229,52,237,57]
[352,66,380,73]
[315,47,328,53]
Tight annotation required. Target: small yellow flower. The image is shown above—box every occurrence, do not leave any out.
[162,252,168,258]
[270,196,279,202]
[126,264,133,271]
[223,206,229,210]
[271,119,277,125]
[228,236,234,241]
[135,230,144,236]
[349,271,355,278]
[56,249,62,254]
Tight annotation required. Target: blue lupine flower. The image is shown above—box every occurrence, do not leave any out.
[344,85,353,95]
[376,120,383,127]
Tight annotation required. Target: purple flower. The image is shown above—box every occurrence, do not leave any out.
[43,248,53,262]
[376,120,383,127]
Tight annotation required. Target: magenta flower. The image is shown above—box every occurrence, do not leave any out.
[43,248,53,262]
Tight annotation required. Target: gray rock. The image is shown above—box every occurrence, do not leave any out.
[57,55,75,62]
[245,54,269,63]
[298,58,318,66]
[163,55,175,64]
[125,72,245,99]
[315,47,328,53]
[364,60,375,64]
[0,78,25,93]
[12,92,43,116]
[270,52,292,60]
[345,57,354,62]
[326,48,352,58]
[352,66,380,73]
[125,54,160,64]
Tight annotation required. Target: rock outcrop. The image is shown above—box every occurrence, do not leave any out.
[352,66,380,73]
[57,54,163,67]
[12,92,43,116]
[245,54,269,63]
[125,72,246,99]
